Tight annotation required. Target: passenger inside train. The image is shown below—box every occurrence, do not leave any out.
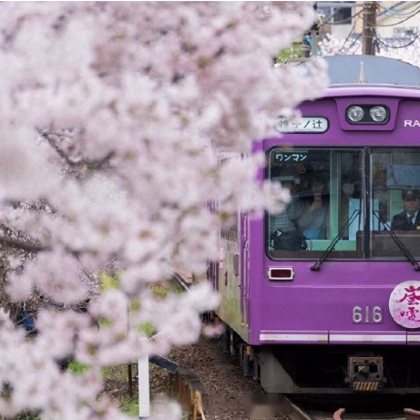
[295,174,329,240]
[267,148,420,258]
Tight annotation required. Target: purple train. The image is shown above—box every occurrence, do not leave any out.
[209,55,420,394]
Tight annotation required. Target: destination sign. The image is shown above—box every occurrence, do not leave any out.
[275,117,329,133]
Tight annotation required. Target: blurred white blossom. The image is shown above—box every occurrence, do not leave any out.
[0,2,328,418]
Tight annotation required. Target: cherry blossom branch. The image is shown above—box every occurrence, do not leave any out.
[38,129,115,171]
[0,235,46,253]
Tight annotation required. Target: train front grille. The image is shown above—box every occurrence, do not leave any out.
[345,356,386,392]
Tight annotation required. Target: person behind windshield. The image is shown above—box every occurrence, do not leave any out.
[269,176,301,233]
[391,189,420,231]
[296,175,328,239]
[269,173,308,251]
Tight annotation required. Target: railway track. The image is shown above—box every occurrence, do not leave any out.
[330,407,420,420]
[288,393,420,420]
[167,272,420,420]
[248,400,420,420]
[242,397,420,420]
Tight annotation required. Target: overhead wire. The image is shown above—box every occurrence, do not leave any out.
[377,1,420,18]
[321,2,420,54]
[393,4,420,62]
[370,2,420,51]
[320,7,364,26]
[315,5,363,55]
[337,12,364,55]
[374,3,420,27]
[317,2,420,58]
[374,30,420,49]
[317,6,341,25]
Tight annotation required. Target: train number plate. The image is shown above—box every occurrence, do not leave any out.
[352,306,383,324]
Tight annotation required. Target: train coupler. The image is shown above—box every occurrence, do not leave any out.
[345,356,386,391]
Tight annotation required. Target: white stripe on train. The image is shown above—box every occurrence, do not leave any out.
[259,333,414,343]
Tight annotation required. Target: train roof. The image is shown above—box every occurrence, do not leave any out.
[323,84,420,100]
[323,55,420,87]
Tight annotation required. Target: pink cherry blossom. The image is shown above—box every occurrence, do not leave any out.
[0,2,327,418]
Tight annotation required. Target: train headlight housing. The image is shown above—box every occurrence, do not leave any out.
[346,105,390,124]
[369,106,387,122]
[347,106,364,122]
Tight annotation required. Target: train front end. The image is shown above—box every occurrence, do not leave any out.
[247,83,420,394]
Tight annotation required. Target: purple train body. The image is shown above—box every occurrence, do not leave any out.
[209,56,420,394]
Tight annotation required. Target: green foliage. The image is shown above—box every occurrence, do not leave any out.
[101,365,128,382]
[68,360,90,375]
[150,284,168,298]
[119,395,139,416]
[100,272,121,290]
[96,273,191,417]
[276,43,303,62]
[101,365,139,416]
[171,281,185,295]
[138,321,155,337]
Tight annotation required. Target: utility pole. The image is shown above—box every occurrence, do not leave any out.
[362,1,377,55]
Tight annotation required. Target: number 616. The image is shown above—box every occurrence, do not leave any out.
[352,306,383,323]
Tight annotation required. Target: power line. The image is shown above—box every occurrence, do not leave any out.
[374,3,420,27]
[396,8,420,62]
[329,8,364,25]
[318,6,341,25]
[319,7,364,26]
[374,30,420,49]
[337,13,363,55]
[340,32,363,55]
[319,1,420,30]
[377,1,420,18]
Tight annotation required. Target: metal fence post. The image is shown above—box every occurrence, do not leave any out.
[138,355,150,419]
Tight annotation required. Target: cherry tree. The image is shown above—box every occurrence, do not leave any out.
[0,2,327,419]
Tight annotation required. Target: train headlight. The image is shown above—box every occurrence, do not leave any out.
[346,105,390,124]
[346,106,364,122]
[369,106,387,122]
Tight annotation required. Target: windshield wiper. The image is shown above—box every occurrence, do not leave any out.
[310,209,362,271]
[372,210,420,271]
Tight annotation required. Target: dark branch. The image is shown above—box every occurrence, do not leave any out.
[38,130,115,171]
[0,236,48,253]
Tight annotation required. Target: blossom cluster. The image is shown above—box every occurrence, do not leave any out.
[0,2,327,419]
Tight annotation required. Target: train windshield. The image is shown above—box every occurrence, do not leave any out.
[266,147,420,261]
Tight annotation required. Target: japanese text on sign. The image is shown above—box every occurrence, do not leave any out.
[273,152,308,163]
[275,117,329,133]
[389,280,420,329]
